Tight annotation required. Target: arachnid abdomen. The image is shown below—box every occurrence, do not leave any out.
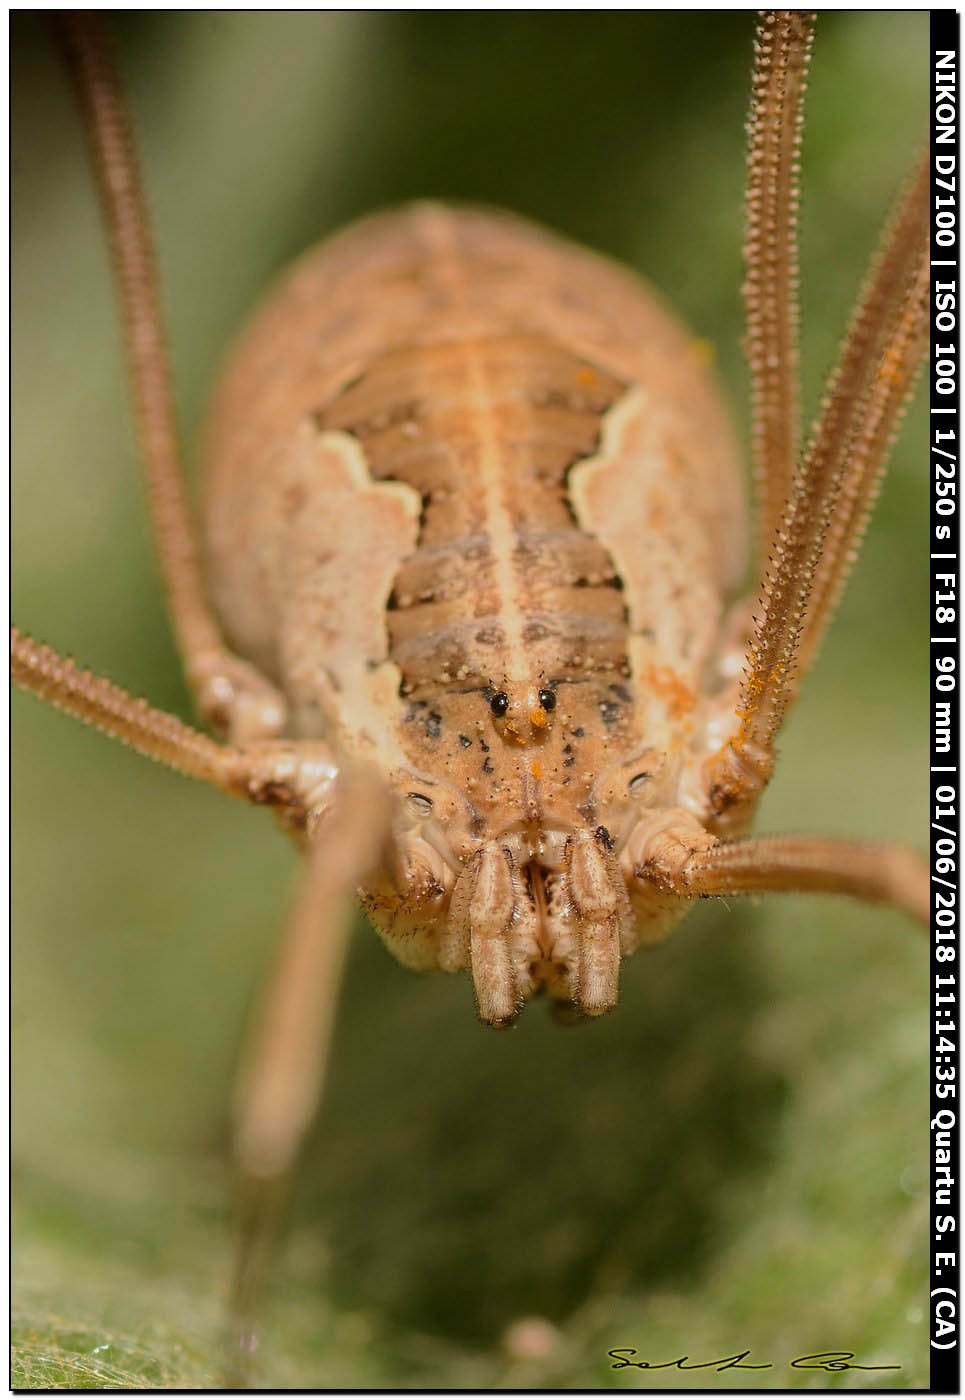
[203,203,747,1016]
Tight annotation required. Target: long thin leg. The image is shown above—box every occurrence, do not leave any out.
[796,150,930,673]
[747,255,928,754]
[706,14,928,833]
[744,10,814,570]
[227,767,392,1385]
[673,834,928,927]
[706,211,929,828]
[12,627,330,817]
[14,622,403,1378]
[13,626,235,785]
[54,15,285,742]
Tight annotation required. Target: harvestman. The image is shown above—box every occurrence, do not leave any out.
[12,10,928,1379]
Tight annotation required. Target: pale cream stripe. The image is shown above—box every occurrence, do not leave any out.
[412,203,528,687]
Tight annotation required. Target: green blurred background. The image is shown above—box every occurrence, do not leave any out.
[12,11,928,1389]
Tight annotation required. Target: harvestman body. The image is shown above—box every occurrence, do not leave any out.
[13,11,928,1376]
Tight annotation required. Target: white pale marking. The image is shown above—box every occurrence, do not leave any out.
[315,427,423,523]
[286,421,422,779]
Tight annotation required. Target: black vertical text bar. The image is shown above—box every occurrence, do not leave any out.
[930,9,960,1393]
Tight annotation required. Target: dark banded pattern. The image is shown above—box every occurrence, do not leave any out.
[314,335,628,695]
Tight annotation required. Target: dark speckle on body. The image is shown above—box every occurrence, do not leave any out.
[599,698,621,727]
[403,699,442,741]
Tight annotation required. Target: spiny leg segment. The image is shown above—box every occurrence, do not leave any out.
[14,626,243,792]
[797,149,930,675]
[727,245,928,784]
[704,11,928,832]
[650,12,929,920]
[744,9,813,571]
[12,626,323,814]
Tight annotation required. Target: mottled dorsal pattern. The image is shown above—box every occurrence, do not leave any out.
[315,335,629,698]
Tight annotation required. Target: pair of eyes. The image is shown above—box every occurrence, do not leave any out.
[489,689,556,717]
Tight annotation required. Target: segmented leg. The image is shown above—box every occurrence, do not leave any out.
[744,10,814,569]
[631,812,927,927]
[705,15,928,830]
[747,254,928,752]
[55,14,286,743]
[13,627,236,785]
[227,768,392,1385]
[12,623,396,1381]
[11,627,333,821]
[672,834,928,927]
[796,149,930,674]
[708,245,929,827]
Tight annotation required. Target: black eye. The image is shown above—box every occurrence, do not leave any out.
[538,688,556,711]
[490,691,509,717]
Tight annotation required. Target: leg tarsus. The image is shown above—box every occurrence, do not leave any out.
[223,1173,284,1389]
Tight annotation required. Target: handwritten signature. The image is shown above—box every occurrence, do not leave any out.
[608,1348,900,1373]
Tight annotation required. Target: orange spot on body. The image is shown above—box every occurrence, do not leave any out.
[645,664,696,721]
[529,708,548,728]
[530,761,543,779]
[576,366,598,386]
